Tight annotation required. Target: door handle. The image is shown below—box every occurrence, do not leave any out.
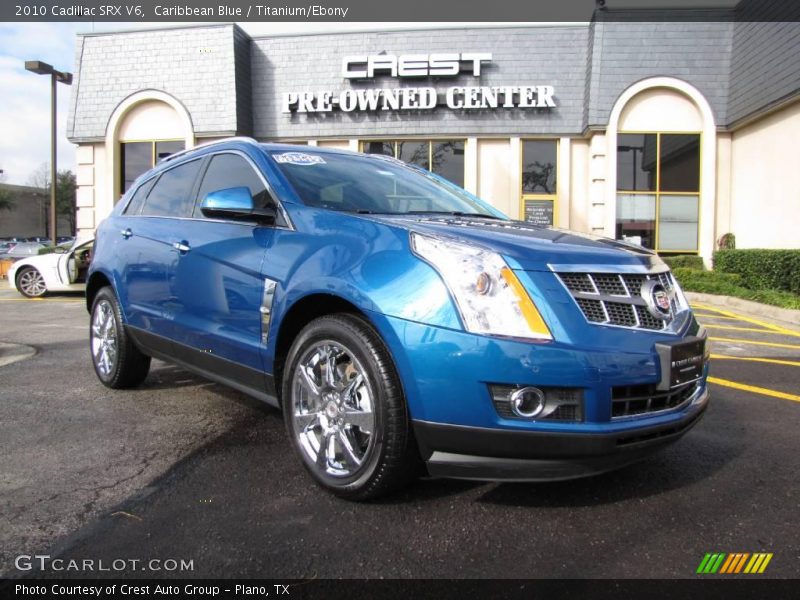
[172,241,191,254]
[120,228,132,239]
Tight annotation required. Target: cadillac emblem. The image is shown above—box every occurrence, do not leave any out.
[641,279,673,320]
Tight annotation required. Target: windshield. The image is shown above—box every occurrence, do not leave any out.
[268,150,504,218]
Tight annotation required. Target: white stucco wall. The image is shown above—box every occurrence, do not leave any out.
[729,100,800,249]
[477,139,514,218]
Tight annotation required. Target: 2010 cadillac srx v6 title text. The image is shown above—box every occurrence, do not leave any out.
[87,138,709,500]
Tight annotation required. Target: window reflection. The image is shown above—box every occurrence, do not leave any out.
[616,134,657,192]
[659,134,700,192]
[432,141,464,187]
[616,132,700,252]
[121,142,151,193]
[361,139,465,186]
[522,141,557,195]
[397,141,429,169]
[362,141,394,156]
[120,139,185,196]
[616,193,656,249]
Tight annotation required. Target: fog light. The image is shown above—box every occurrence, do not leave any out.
[510,387,545,418]
[489,384,584,421]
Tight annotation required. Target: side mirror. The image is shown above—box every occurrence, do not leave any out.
[200,187,276,224]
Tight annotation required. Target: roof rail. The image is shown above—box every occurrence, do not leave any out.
[162,136,260,163]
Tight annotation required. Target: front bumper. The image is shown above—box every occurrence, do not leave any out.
[414,386,708,481]
[366,310,710,481]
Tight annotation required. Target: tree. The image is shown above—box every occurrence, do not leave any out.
[27,162,51,192]
[26,163,78,237]
[28,163,51,237]
[56,170,77,235]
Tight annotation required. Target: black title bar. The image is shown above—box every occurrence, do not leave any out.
[3,579,800,600]
[2,0,800,23]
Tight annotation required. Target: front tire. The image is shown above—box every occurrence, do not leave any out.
[282,313,420,500]
[16,267,47,298]
[90,287,151,389]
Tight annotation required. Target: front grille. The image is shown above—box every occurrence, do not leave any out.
[556,270,680,331]
[592,273,628,295]
[611,380,699,419]
[605,301,638,327]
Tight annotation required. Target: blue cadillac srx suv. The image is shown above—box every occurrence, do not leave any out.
[87,138,709,499]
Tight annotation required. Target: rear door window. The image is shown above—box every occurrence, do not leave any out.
[140,159,203,218]
[123,177,156,215]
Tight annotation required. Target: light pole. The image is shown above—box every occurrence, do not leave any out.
[25,60,72,244]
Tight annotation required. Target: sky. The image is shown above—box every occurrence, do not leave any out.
[0,21,452,186]
[0,1,739,186]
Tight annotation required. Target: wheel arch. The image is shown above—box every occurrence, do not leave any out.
[85,271,113,313]
[273,293,387,406]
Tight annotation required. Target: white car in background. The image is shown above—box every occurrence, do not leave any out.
[8,237,94,298]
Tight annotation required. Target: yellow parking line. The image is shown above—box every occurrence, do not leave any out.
[710,354,800,368]
[705,324,776,334]
[708,377,800,403]
[691,303,800,337]
[0,298,83,303]
[693,314,744,320]
[709,337,800,350]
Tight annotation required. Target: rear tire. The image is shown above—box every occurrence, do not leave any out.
[16,267,47,298]
[282,313,420,501]
[90,287,151,389]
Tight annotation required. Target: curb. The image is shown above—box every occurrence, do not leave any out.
[0,342,36,368]
[685,292,800,330]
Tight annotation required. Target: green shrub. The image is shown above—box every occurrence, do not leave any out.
[37,243,71,256]
[714,249,800,295]
[672,267,742,294]
[672,267,800,310]
[662,255,705,270]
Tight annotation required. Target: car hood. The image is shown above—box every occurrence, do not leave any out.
[365,215,663,271]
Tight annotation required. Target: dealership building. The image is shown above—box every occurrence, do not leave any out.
[66,2,800,261]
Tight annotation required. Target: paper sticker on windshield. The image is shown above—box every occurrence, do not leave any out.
[273,152,326,166]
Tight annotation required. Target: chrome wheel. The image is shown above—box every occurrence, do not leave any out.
[18,268,46,297]
[291,340,375,478]
[91,299,118,378]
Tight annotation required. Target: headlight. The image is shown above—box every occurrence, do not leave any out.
[670,272,691,311]
[410,232,552,341]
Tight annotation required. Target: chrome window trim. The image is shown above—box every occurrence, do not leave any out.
[116,214,295,233]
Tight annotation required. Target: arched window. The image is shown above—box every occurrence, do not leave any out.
[607,80,716,259]
[117,100,187,195]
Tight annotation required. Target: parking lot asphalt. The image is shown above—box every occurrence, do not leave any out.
[0,286,798,579]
